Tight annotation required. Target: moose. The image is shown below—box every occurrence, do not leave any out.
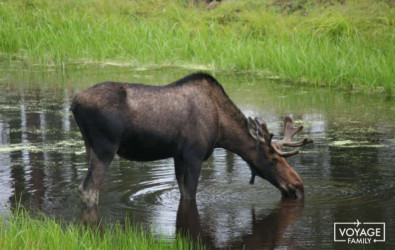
[71,73,313,207]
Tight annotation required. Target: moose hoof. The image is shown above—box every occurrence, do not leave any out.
[80,205,100,226]
[78,185,99,207]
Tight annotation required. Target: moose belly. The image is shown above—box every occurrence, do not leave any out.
[116,133,176,161]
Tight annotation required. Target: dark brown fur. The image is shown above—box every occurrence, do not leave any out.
[71,73,306,207]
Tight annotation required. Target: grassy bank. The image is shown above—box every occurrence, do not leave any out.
[0,209,203,250]
[0,0,393,94]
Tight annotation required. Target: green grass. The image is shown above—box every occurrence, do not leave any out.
[0,0,393,95]
[0,208,204,250]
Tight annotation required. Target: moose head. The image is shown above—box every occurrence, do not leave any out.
[247,115,313,199]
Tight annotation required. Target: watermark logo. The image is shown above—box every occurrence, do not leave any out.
[334,219,385,244]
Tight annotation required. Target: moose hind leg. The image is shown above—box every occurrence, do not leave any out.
[175,157,203,200]
[79,145,116,207]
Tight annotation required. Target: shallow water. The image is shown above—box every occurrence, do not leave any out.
[0,66,394,248]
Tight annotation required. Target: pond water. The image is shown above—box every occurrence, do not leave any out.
[0,65,394,249]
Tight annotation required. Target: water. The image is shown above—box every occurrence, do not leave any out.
[0,66,394,248]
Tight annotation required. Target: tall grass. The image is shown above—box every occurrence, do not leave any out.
[0,208,204,250]
[0,0,393,94]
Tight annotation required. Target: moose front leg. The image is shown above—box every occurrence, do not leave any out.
[79,147,116,207]
[174,157,203,200]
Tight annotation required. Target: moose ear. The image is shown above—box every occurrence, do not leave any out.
[247,117,259,141]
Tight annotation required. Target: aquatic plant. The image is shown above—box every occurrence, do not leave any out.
[0,208,204,250]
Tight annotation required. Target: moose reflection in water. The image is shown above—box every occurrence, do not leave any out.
[80,198,304,248]
[71,73,313,207]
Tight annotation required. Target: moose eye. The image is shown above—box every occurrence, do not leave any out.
[271,158,278,165]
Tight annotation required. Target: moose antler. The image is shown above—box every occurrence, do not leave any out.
[271,115,313,157]
[248,116,313,158]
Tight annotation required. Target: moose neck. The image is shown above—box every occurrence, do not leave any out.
[210,82,258,164]
[216,113,258,165]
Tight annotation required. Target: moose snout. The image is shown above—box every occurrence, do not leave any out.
[280,182,304,199]
[275,160,304,200]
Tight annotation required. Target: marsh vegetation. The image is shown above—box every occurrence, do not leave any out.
[0,0,393,94]
[0,208,204,250]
